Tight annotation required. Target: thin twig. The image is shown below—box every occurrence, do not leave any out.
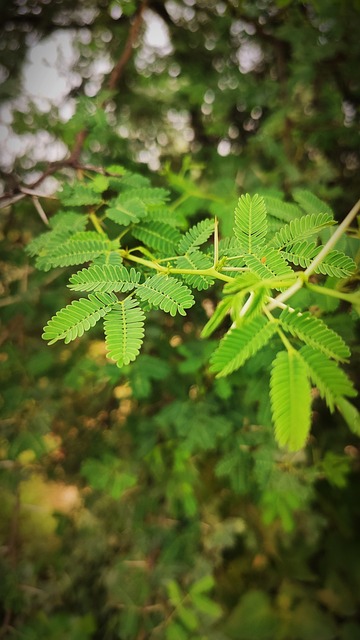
[31,196,49,225]
[304,198,360,276]
[266,198,360,311]
[213,216,219,267]
[69,1,147,165]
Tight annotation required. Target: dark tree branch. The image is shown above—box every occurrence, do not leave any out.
[0,1,148,210]
[69,0,147,166]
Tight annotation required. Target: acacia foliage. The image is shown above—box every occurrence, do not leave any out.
[1,1,360,638]
[29,168,358,452]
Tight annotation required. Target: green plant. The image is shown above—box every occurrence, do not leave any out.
[27,167,360,451]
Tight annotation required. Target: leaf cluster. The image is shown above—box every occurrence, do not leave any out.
[27,171,359,451]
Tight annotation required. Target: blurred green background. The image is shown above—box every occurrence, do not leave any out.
[1,1,359,638]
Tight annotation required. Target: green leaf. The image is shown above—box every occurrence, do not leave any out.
[59,183,103,206]
[282,241,356,277]
[166,623,188,640]
[104,298,145,367]
[270,213,336,249]
[91,174,110,193]
[191,593,222,619]
[200,297,233,338]
[68,264,140,293]
[42,292,118,345]
[132,221,182,255]
[223,272,261,295]
[26,212,88,258]
[299,346,356,412]
[189,575,215,595]
[136,274,194,316]
[37,234,117,270]
[279,308,350,361]
[166,580,183,606]
[176,605,198,631]
[210,316,277,377]
[234,194,267,254]
[218,237,246,268]
[245,248,294,282]
[262,195,302,222]
[176,250,214,290]
[106,194,147,225]
[122,186,170,206]
[292,188,333,215]
[336,397,360,436]
[270,350,312,450]
[177,219,214,254]
[80,455,137,499]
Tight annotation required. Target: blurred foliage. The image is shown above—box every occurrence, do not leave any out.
[1,0,360,638]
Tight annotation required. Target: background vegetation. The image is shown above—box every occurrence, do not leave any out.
[0,1,359,638]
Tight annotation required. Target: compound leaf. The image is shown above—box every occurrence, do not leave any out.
[270,350,312,451]
[177,219,214,254]
[282,241,356,277]
[299,345,357,412]
[210,316,277,377]
[106,194,147,225]
[42,292,118,345]
[136,274,194,316]
[292,189,333,215]
[234,194,267,254]
[270,213,336,249]
[262,195,302,222]
[132,221,181,255]
[104,297,145,367]
[68,264,141,293]
[279,308,350,361]
[176,250,214,290]
[245,248,293,283]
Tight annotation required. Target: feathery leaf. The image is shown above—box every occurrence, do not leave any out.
[42,292,118,345]
[176,250,214,290]
[282,241,356,277]
[270,350,312,451]
[37,236,117,270]
[218,237,246,268]
[223,272,260,295]
[279,308,350,361]
[270,213,335,249]
[121,186,170,206]
[292,189,333,215]
[26,212,87,258]
[336,398,360,436]
[59,183,103,206]
[234,194,267,254]
[68,264,141,293]
[177,219,214,254]
[136,274,195,316]
[104,297,145,367]
[200,297,233,338]
[106,194,147,225]
[245,248,293,284]
[262,195,302,222]
[299,345,356,412]
[210,316,277,377]
[132,222,182,255]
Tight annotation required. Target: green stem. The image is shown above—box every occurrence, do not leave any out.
[304,198,360,277]
[306,281,359,303]
[89,212,105,235]
[213,216,219,267]
[169,193,189,211]
[121,251,234,283]
[277,327,295,353]
[120,251,167,272]
[266,198,360,311]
